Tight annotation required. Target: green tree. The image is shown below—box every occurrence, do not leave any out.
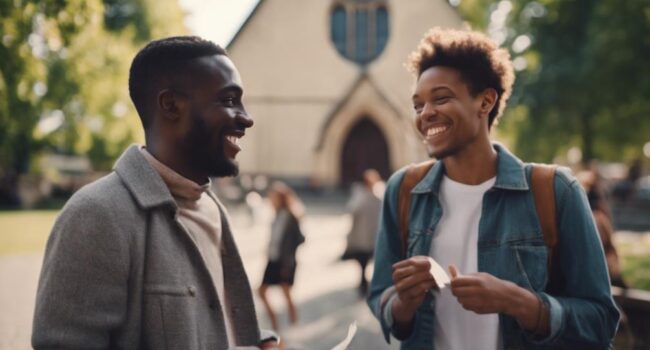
[0,0,76,206]
[454,0,650,163]
[0,0,187,207]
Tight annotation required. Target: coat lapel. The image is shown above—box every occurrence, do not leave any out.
[218,204,261,346]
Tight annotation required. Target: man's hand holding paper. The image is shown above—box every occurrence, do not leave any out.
[447,264,514,314]
[447,264,546,333]
[390,255,453,331]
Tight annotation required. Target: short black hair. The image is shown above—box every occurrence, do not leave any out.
[128,36,226,128]
[408,28,514,128]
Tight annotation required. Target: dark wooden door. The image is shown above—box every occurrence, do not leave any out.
[340,118,390,186]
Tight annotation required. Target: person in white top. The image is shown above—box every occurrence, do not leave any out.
[368,27,618,350]
[388,28,536,349]
[429,175,500,350]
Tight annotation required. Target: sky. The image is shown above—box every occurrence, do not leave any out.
[178,0,260,47]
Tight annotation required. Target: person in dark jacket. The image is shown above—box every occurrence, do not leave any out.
[258,182,306,331]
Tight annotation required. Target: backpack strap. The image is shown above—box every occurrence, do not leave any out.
[530,164,561,293]
[398,160,435,258]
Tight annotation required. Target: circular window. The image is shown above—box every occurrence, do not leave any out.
[330,1,389,65]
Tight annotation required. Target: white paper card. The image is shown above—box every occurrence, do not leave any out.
[427,257,451,289]
[331,321,358,350]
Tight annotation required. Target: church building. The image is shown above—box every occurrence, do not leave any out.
[227,0,463,187]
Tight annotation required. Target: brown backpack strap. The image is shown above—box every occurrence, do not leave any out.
[398,160,436,258]
[531,164,560,292]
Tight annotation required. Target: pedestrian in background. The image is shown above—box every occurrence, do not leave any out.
[342,169,384,297]
[258,182,306,331]
[578,169,627,288]
[613,158,643,202]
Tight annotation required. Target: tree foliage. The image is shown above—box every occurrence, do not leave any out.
[455,0,650,163]
[0,0,187,205]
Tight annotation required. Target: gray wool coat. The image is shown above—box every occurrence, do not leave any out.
[32,145,261,349]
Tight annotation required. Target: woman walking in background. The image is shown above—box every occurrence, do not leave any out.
[258,182,306,331]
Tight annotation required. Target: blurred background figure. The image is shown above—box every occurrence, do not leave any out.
[578,169,627,288]
[613,158,643,203]
[341,169,385,297]
[245,191,264,226]
[258,182,306,331]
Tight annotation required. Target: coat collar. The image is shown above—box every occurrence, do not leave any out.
[412,142,529,194]
[115,145,261,343]
[113,144,178,210]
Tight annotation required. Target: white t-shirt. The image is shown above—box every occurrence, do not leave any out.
[429,175,502,350]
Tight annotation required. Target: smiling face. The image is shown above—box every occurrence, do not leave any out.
[178,55,253,178]
[412,66,489,159]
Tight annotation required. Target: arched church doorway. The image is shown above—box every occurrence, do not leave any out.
[340,117,391,186]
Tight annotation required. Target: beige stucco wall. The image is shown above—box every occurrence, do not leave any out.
[228,0,359,98]
[228,0,463,184]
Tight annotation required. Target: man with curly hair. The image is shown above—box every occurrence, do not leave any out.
[368,28,619,349]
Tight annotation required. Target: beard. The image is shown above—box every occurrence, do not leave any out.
[183,116,239,179]
[424,134,474,160]
[204,134,239,178]
[426,142,457,160]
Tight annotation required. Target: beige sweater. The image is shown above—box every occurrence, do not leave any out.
[140,148,236,347]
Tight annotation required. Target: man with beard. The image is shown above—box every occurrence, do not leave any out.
[367,28,619,349]
[33,36,277,350]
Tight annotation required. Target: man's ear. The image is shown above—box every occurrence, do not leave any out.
[157,89,187,121]
[479,88,498,119]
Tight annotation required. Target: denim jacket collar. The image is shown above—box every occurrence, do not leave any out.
[412,142,529,194]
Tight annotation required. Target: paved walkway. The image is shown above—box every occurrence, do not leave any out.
[4,201,645,350]
[0,254,41,350]
[0,203,398,350]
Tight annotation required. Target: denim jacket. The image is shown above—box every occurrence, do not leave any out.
[367,144,619,350]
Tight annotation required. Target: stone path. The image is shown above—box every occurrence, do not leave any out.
[0,204,398,350]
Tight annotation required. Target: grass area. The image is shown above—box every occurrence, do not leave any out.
[616,232,650,291]
[0,210,58,255]
[622,255,650,290]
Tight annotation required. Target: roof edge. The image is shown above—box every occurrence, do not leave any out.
[226,0,266,51]
[314,72,404,151]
